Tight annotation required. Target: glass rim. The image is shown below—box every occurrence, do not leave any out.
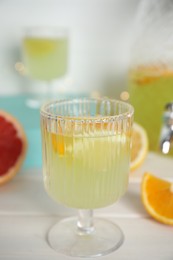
[40,98,134,122]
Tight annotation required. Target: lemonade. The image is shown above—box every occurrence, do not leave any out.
[40,98,133,257]
[129,65,173,155]
[23,37,68,81]
[41,128,131,209]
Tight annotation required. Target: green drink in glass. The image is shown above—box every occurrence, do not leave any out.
[41,98,134,257]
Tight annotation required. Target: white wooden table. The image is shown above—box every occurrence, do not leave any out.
[0,153,173,260]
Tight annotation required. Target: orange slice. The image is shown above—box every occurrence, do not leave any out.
[130,64,173,85]
[51,122,64,156]
[130,122,148,171]
[52,133,64,156]
[142,173,173,225]
[0,111,27,185]
[51,121,146,164]
[51,121,108,156]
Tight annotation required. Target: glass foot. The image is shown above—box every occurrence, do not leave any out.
[47,217,124,258]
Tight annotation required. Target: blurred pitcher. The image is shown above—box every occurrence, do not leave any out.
[128,0,173,156]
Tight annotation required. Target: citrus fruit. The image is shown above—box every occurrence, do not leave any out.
[52,123,64,156]
[142,173,173,225]
[130,64,173,86]
[0,110,27,185]
[130,122,148,171]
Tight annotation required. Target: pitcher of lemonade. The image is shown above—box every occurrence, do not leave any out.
[128,0,173,156]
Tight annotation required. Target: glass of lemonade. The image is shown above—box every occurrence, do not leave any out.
[22,27,68,107]
[40,98,134,257]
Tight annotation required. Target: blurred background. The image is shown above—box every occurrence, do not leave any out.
[1,0,173,169]
[0,0,138,97]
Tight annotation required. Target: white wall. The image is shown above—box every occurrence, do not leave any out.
[0,0,139,97]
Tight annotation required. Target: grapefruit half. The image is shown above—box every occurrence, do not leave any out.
[0,110,27,185]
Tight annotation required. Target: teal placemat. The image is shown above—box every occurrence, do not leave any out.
[0,93,87,169]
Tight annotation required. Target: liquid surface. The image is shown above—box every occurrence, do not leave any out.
[23,37,68,81]
[129,65,173,156]
[42,129,131,209]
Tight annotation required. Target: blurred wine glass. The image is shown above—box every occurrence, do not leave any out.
[22,26,68,108]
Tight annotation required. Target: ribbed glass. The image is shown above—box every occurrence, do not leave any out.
[41,98,134,209]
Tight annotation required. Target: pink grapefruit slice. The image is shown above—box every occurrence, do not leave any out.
[0,110,27,185]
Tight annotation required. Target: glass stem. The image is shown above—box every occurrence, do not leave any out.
[45,80,53,100]
[77,209,94,235]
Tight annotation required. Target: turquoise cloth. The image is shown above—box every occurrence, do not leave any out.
[0,94,87,169]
